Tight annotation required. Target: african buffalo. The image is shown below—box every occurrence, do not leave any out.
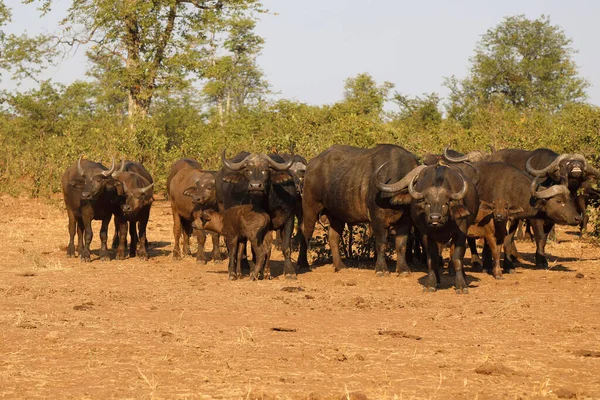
[111,160,154,260]
[382,163,479,293]
[217,150,298,278]
[196,206,272,280]
[488,148,598,234]
[168,159,221,263]
[453,161,582,271]
[61,156,118,262]
[302,144,420,276]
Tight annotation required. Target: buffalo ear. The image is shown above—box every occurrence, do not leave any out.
[69,178,85,189]
[106,179,123,194]
[271,172,293,184]
[508,205,524,216]
[533,199,547,210]
[390,193,413,205]
[479,201,494,213]
[183,187,196,197]
[222,174,241,184]
[451,204,472,220]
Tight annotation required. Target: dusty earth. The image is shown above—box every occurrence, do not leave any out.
[1,196,600,399]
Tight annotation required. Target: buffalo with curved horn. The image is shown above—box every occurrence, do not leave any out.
[217,150,299,280]
[110,159,155,260]
[61,155,120,262]
[401,164,479,293]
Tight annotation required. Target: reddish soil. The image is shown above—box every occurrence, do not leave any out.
[1,196,600,399]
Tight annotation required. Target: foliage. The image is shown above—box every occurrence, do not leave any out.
[446,15,589,126]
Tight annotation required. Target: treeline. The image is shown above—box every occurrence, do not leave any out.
[1,77,599,198]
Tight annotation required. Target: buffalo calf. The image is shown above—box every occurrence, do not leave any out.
[198,206,271,281]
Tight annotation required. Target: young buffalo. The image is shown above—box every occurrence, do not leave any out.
[467,199,523,279]
[197,206,271,281]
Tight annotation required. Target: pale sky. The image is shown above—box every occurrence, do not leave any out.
[4,0,600,106]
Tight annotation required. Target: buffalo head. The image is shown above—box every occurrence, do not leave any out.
[221,150,294,195]
[69,156,117,201]
[526,153,600,182]
[182,174,216,206]
[112,160,154,216]
[479,199,523,223]
[530,177,582,226]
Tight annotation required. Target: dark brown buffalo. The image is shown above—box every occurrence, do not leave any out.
[195,206,271,280]
[383,163,479,293]
[488,148,599,234]
[453,161,582,270]
[217,151,298,278]
[110,160,154,260]
[168,160,221,263]
[61,156,118,262]
[302,144,420,276]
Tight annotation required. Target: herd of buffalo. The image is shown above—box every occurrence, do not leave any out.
[60,144,600,293]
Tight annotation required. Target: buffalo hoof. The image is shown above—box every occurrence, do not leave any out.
[285,274,298,280]
[228,274,237,281]
[80,256,91,263]
[115,251,125,261]
[249,273,259,281]
[375,271,390,277]
[197,259,207,265]
[505,268,516,274]
[494,275,503,280]
[397,271,411,277]
[455,287,469,294]
[423,286,437,293]
[99,254,110,262]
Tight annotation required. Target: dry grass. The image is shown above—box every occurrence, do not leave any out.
[0,198,600,399]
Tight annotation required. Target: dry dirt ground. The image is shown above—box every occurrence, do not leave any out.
[1,196,600,400]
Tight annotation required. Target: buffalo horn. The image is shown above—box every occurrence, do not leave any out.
[526,153,570,177]
[407,174,424,200]
[450,173,468,200]
[443,145,470,162]
[140,182,154,194]
[375,164,427,193]
[221,149,248,171]
[101,156,116,177]
[487,144,497,154]
[112,158,126,177]
[267,153,295,171]
[77,156,85,176]
[530,176,570,199]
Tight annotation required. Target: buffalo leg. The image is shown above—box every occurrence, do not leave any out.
[503,219,521,272]
[129,220,138,257]
[210,232,222,262]
[66,209,77,257]
[451,234,469,294]
[249,235,266,281]
[484,225,502,279]
[172,207,182,260]
[226,236,239,280]
[196,228,208,264]
[99,216,111,261]
[300,198,324,264]
[372,221,390,277]
[115,216,128,260]
[328,217,347,273]
[281,217,297,279]
[393,216,412,276]
[76,218,84,256]
[111,219,120,249]
[296,213,309,270]
[182,219,192,256]
[263,232,273,279]
[468,237,482,270]
[80,207,94,262]
[423,235,440,291]
[531,218,552,269]
[136,207,150,260]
